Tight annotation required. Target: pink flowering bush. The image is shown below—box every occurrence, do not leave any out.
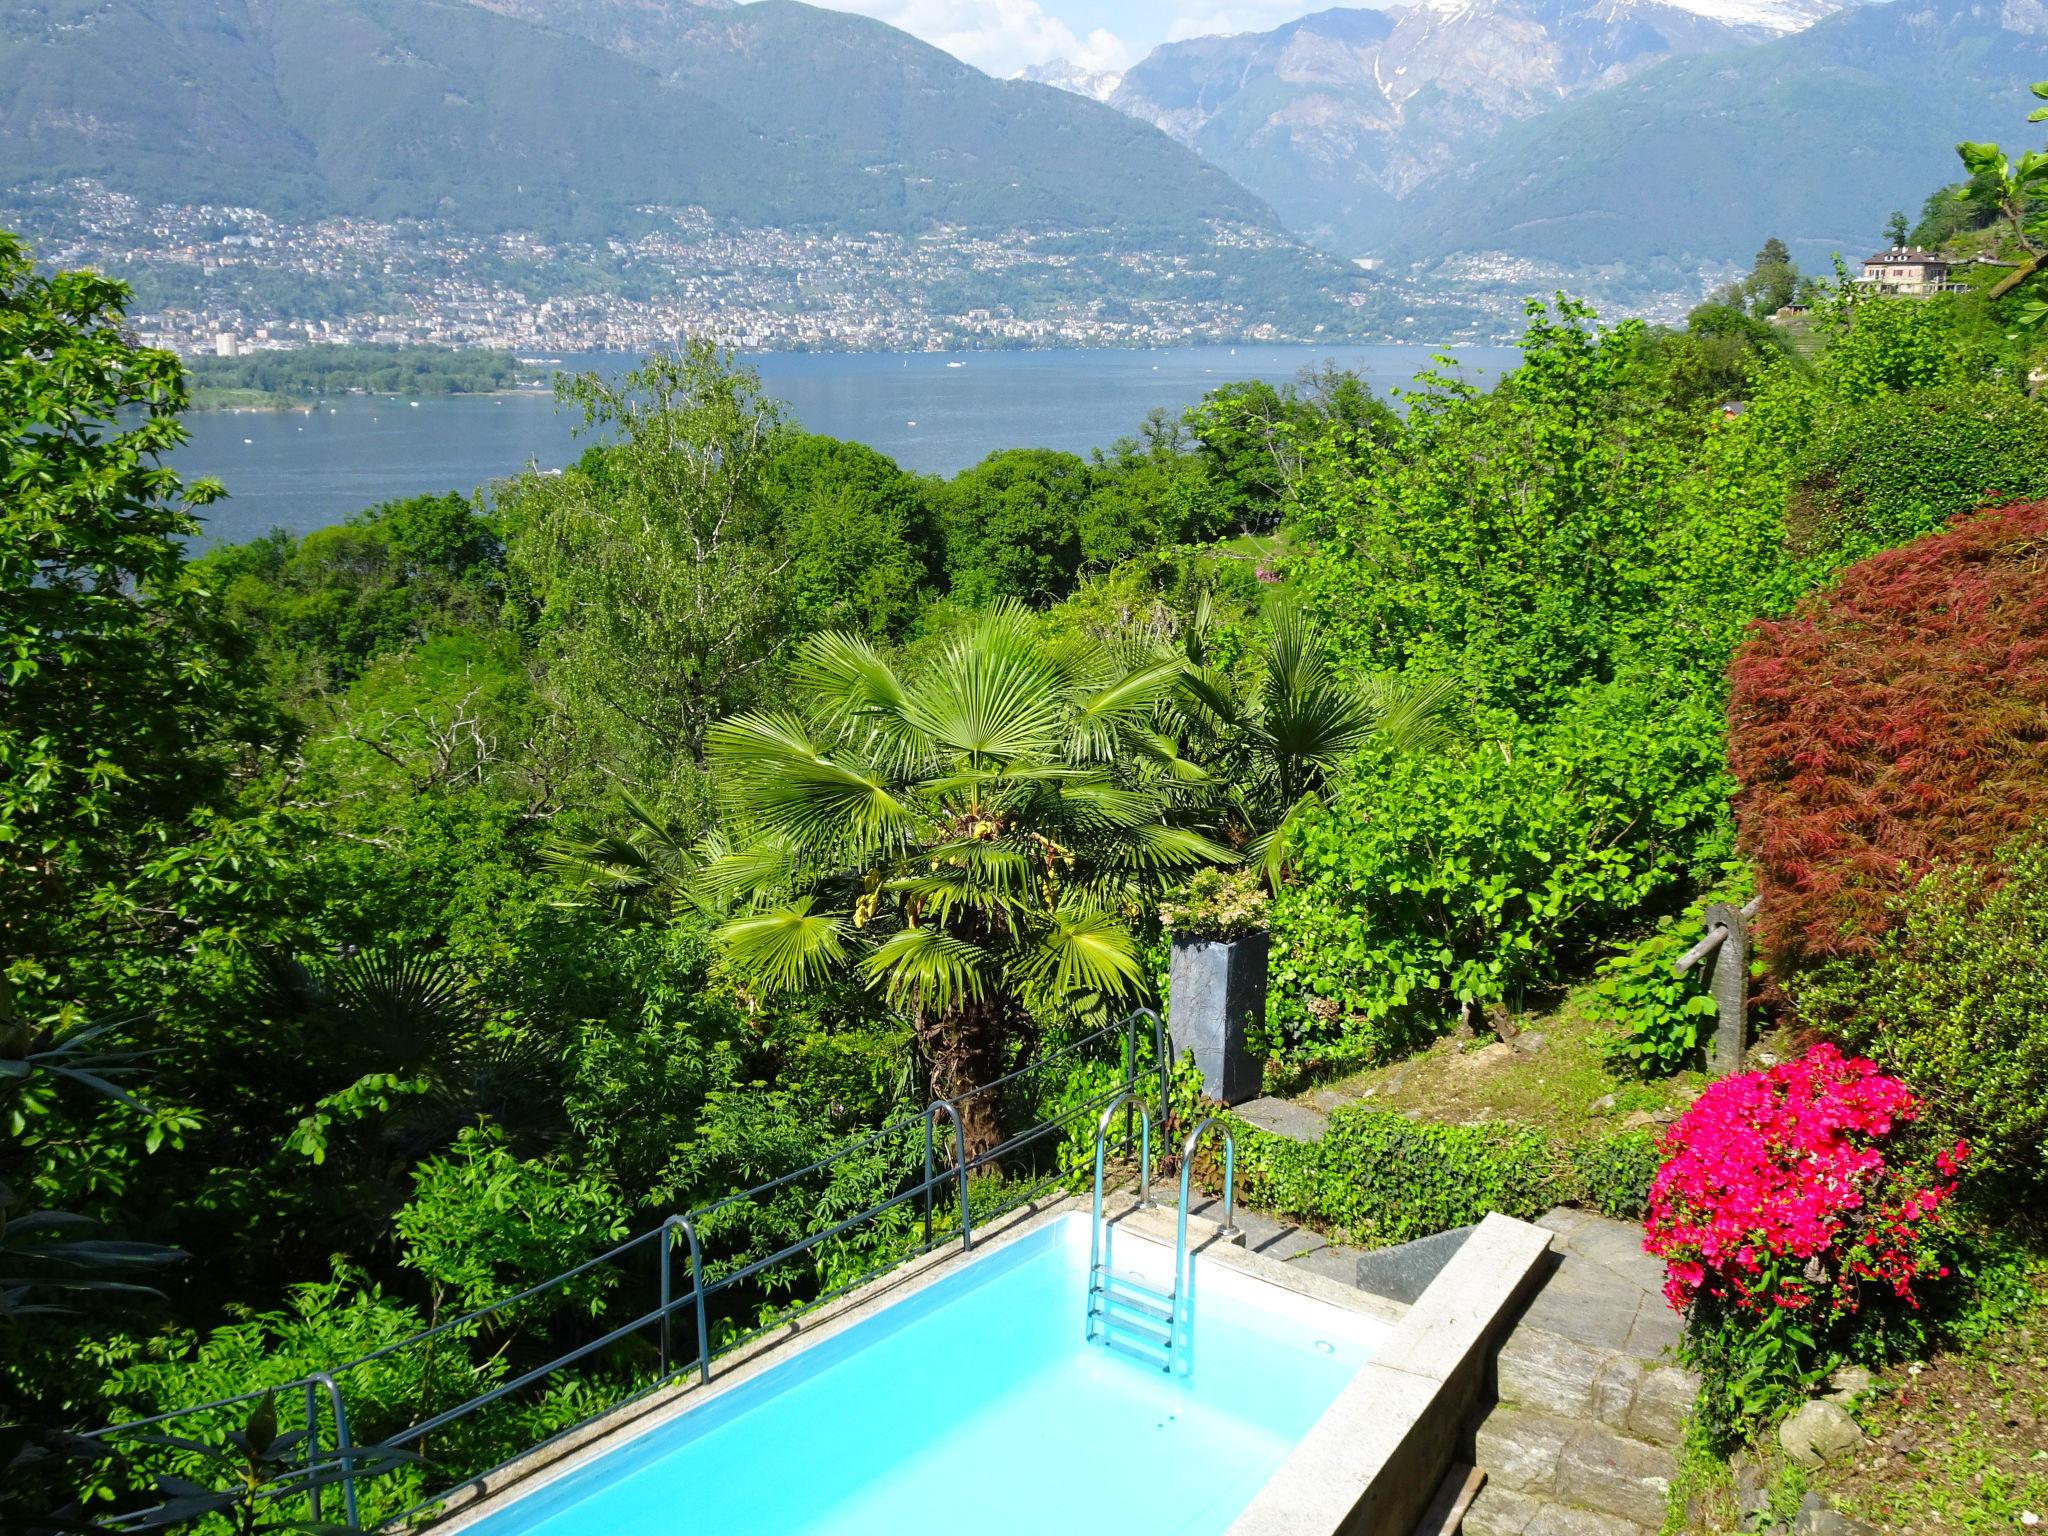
[1645,1043,1966,1436]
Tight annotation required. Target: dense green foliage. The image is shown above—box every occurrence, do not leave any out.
[1589,903,1725,1078]
[1218,1101,1662,1244]
[1271,687,1732,1064]
[1796,829,2048,1198]
[1785,381,2048,559]
[188,347,535,407]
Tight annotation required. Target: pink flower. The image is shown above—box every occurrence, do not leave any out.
[1643,1045,1952,1317]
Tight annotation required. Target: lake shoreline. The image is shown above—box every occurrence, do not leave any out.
[177,342,1520,546]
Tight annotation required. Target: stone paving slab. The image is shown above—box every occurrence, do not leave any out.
[1626,1365,1698,1445]
[1463,1484,1550,1536]
[1498,1328,1613,1419]
[1553,1422,1676,1528]
[1231,1095,1330,1143]
[1186,1196,1337,1266]
[1474,1407,1577,1492]
[1516,1274,1644,1353]
[1522,1499,1655,1536]
[1522,1207,1681,1365]
[1465,1483,1656,1536]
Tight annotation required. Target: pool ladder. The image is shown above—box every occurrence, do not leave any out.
[1084,1094,1238,1375]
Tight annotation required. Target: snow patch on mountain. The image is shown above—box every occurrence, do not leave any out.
[1015,58,1125,100]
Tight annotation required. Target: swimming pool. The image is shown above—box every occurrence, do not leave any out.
[452,1212,1387,1536]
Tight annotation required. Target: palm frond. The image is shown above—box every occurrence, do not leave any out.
[1177,665,1243,733]
[1012,907,1144,1010]
[539,791,699,921]
[717,899,851,994]
[1357,669,1467,758]
[857,926,994,1011]
[1247,790,1327,888]
[1107,824,1242,870]
[1040,779,1171,832]
[745,755,921,850]
[708,709,917,850]
[1127,728,1212,785]
[787,632,925,772]
[788,631,910,721]
[707,708,833,774]
[1070,655,1189,759]
[900,603,1064,765]
[888,853,1035,922]
[694,837,811,906]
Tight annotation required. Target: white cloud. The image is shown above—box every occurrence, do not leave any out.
[789,0,1134,76]
[1162,0,1332,40]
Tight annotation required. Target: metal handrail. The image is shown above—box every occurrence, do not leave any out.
[1175,1116,1239,1311]
[307,1373,356,1529]
[1085,1091,1154,1324]
[658,1215,708,1386]
[923,1098,971,1251]
[83,1010,1168,1530]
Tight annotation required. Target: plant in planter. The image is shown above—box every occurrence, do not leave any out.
[1162,868,1270,1105]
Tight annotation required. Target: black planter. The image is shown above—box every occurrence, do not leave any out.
[1167,930,1268,1106]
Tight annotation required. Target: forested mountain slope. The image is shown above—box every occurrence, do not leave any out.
[0,0,1278,240]
[1382,0,2048,290]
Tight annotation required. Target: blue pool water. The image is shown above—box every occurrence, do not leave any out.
[460,1214,1382,1536]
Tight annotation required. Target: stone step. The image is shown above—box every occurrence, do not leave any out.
[1230,1095,1328,1143]
[1461,1482,1656,1536]
[1495,1323,1699,1446]
[1471,1406,1677,1530]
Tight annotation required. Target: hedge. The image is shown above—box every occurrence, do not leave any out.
[1193,1102,1664,1248]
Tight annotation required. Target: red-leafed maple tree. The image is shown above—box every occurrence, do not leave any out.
[1728,497,2048,973]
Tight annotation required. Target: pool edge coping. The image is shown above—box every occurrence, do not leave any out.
[1223,1210,1556,1536]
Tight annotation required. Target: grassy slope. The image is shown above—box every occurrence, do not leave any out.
[1268,977,1741,1139]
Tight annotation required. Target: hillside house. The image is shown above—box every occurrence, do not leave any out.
[1857,247,1958,295]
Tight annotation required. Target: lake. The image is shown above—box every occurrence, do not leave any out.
[174,343,1518,546]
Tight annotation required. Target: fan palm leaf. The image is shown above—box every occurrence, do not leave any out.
[1012,906,1144,1010]
[858,927,994,1011]
[717,899,850,993]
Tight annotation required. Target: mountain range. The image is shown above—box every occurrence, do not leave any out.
[1107,0,1788,257]
[0,0,1274,242]
[1031,0,2048,299]
[6,0,2044,326]
[1387,0,2048,290]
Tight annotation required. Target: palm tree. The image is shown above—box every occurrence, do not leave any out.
[1177,603,1464,881]
[698,604,1233,1162]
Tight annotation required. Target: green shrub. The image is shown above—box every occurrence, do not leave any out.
[1269,680,1730,1064]
[1567,1129,1664,1221]
[1591,893,1743,1077]
[1795,828,2048,1194]
[1786,382,2048,562]
[1161,866,1268,940]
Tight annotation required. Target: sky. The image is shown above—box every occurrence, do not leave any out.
[774,0,1324,77]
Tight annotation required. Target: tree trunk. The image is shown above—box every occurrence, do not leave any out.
[926,994,1010,1171]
